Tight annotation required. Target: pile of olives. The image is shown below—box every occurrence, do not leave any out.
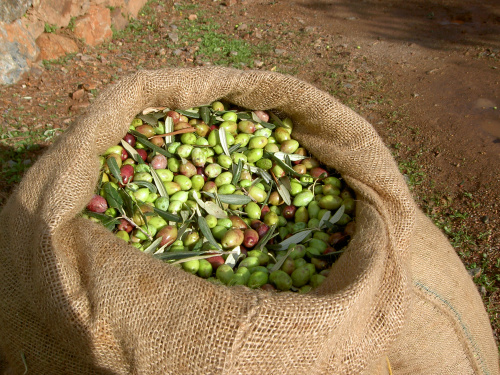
[84,102,355,293]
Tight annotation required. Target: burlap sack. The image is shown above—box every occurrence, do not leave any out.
[0,67,497,374]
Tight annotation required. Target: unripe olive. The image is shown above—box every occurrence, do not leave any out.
[238,120,256,134]
[245,201,261,220]
[163,181,181,196]
[215,171,233,187]
[216,264,234,285]
[217,154,233,169]
[234,133,251,147]
[319,194,343,210]
[156,225,178,247]
[293,190,314,207]
[245,148,264,163]
[248,185,267,203]
[191,148,207,167]
[197,259,213,278]
[248,136,268,149]
[154,196,169,211]
[247,271,268,289]
[291,265,311,287]
[280,139,300,154]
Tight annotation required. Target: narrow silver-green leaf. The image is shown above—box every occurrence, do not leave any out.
[130,130,172,158]
[251,112,276,129]
[256,223,278,251]
[150,167,168,197]
[219,128,230,157]
[118,189,134,217]
[103,183,124,211]
[319,210,332,228]
[153,207,182,222]
[164,116,174,144]
[328,205,345,225]
[224,246,241,268]
[106,157,123,185]
[137,113,158,125]
[120,139,142,163]
[134,180,157,194]
[203,201,228,218]
[267,152,302,177]
[267,228,315,251]
[231,159,243,186]
[273,152,308,162]
[143,237,163,254]
[176,109,200,118]
[277,179,292,206]
[268,111,284,127]
[202,192,252,205]
[198,215,222,250]
[270,243,296,272]
[200,106,211,124]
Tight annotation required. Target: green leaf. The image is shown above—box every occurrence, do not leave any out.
[329,205,345,226]
[176,109,200,118]
[224,246,241,268]
[270,242,296,272]
[256,223,277,251]
[231,159,243,186]
[153,207,182,222]
[228,143,242,154]
[118,189,134,217]
[200,106,211,124]
[103,183,124,213]
[106,157,123,185]
[274,152,307,162]
[143,237,163,254]
[202,192,252,205]
[251,112,275,129]
[219,128,230,157]
[134,180,157,194]
[266,152,303,178]
[319,210,331,228]
[150,167,168,197]
[276,179,292,206]
[130,130,173,158]
[137,113,159,126]
[267,228,315,251]
[120,140,142,163]
[198,215,222,250]
[85,211,120,230]
[164,116,174,144]
[268,111,284,127]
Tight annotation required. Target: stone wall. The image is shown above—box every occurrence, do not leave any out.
[0,0,147,85]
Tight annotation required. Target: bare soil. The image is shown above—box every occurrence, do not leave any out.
[1,0,499,345]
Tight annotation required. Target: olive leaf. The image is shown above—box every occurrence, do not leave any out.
[176,109,200,118]
[106,157,123,185]
[130,130,173,158]
[164,116,174,145]
[120,140,142,163]
[268,111,285,127]
[251,112,275,129]
[219,128,230,157]
[150,167,168,197]
[200,106,211,124]
[228,143,241,154]
[231,159,243,186]
[85,211,120,231]
[270,241,297,272]
[137,113,160,126]
[318,210,332,228]
[134,180,157,194]
[204,201,228,218]
[202,192,252,205]
[267,228,315,251]
[103,183,124,215]
[276,179,292,206]
[119,189,134,217]
[256,223,278,251]
[328,205,345,226]
[153,207,182,222]
[274,152,307,162]
[143,237,163,254]
[266,152,302,178]
[224,246,241,268]
[198,215,222,250]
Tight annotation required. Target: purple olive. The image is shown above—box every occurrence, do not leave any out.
[120,164,134,185]
[86,194,108,213]
[243,228,259,248]
[151,154,167,170]
[123,133,136,147]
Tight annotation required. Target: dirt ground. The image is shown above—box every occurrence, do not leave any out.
[1,0,499,345]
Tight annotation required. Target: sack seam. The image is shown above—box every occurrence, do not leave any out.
[414,280,490,375]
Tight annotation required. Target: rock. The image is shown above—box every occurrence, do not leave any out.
[274,48,286,55]
[0,19,39,85]
[188,14,197,21]
[253,59,263,68]
[35,0,89,29]
[122,0,148,18]
[168,32,178,43]
[110,7,128,31]
[73,5,112,47]
[36,33,78,61]
[21,10,45,40]
[71,88,85,100]
[0,0,32,23]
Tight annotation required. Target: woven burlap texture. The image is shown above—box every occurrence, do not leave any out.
[0,67,497,375]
